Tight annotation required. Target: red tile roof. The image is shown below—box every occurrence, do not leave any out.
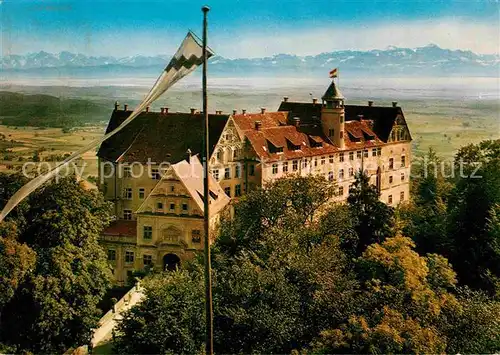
[232,112,288,131]
[103,220,137,237]
[343,120,384,149]
[234,113,340,162]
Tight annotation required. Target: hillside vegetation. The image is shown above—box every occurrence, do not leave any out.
[0,91,110,128]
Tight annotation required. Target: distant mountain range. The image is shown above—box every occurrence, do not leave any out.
[2,44,498,77]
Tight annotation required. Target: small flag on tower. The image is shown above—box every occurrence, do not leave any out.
[329,67,338,78]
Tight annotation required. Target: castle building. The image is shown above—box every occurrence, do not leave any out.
[97,80,412,284]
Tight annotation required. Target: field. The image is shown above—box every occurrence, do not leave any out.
[0,76,498,179]
[0,125,105,178]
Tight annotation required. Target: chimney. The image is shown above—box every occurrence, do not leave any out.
[392,101,398,107]
[254,121,262,130]
[242,109,247,115]
[293,117,300,127]
[312,98,318,105]
[114,101,119,111]
[368,101,374,107]
[186,148,192,163]
[283,96,289,102]
[124,104,129,111]
[146,106,150,113]
[260,107,266,114]
[216,110,222,115]
[232,109,237,115]
[190,108,196,115]
[164,107,169,114]
[160,107,165,114]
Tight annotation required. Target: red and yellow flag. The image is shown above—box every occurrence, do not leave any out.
[329,67,338,78]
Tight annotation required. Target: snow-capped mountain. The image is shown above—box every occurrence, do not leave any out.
[2,44,498,77]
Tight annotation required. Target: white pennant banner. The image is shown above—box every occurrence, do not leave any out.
[0,31,213,223]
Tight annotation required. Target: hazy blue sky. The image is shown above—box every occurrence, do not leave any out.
[1,0,498,57]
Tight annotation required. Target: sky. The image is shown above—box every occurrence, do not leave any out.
[1,0,499,58]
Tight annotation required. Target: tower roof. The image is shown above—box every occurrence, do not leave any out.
[322,80,344,100]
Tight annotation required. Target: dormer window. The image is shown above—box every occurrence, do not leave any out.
[267,139,284,154]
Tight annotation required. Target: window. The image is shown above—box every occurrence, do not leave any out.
[107,249,116,261]
[364,149,369,158]
[123,209,132,220]
[216,150,222,160]
[235,165,241,178]
[283,161,289,173]
[123,188,132,200]
[224,167,231,179]
[339,169,344,179]
[321,156,325,165]
[338,186,344,196]
[212,169,220,181]
[151,168,161,180]
[401,173,405,182]
[329,155,334,163]
[182,203,188,212]
[233,148,239,159]
[303,160,308,168]
[340,131,344,139]
[349,167,354,177]
[328,171,334,182]
[143,254,152,266]
[377,147,382,156]
[349,151,354,161]
[389,158,394,170]
[328,128,334,137]
[192,230,201,243]
[143,226,153,239]
[170,185,175,192]
[400,191,405,201]
[272,163,278,175]
[339,153,344,162]
[125,251,134,263]
[249,164,255,176]
[139,188,145,199]
[292,160,298,171]
[157,202,163,210]
[123,166,132,178]
[372,149,377,157]
[401,156,406,168]
[314,158,318,167]
[388,195,393,204]
[224,187,231,197]
[357,151,362,159]
[169,203,175,211]
[235,184,241,197]
[389,176,393,184]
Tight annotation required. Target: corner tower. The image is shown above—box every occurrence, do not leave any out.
[321,80,345,149]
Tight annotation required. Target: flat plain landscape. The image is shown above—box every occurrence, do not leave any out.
[1,76,498,179]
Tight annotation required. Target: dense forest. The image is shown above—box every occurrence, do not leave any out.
[0,91,110,128]
[0,139,499,353]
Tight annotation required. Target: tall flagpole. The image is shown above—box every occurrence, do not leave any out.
[201,5,214,355]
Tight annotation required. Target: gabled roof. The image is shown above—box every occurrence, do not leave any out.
[277,101,409,143]
[137,155,229,217]
[97,109,229,163]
